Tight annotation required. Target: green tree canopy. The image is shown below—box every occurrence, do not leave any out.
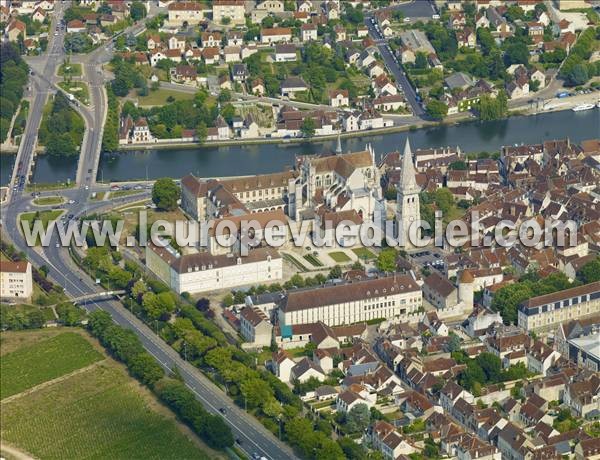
[152,178,181,211]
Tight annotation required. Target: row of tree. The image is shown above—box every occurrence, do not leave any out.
[559,27,600,87]
[0,43,28,143]
[87,310,234,449]
[38,92,85,157]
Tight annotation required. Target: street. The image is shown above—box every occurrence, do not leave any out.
[364,13,426,118]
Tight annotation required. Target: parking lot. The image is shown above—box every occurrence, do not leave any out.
[408,248,445,273]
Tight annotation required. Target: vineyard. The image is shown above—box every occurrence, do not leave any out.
[0,330,220,459]
[0,332,103,399]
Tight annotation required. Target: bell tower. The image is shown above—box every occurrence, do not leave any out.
[396,138,420,247]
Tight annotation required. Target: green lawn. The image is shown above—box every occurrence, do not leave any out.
[110,189,142,198]
[25,182,74,192]
[137,88,195,107]
[282,253,309,272]
[352,247,376,260]
[0,332,103,399]
[58,63,82,77]
[58,81,90,106]
[0,330,219,459]
[328,251,352,263]
[33,196,64,206]
[303,253,324,267]
[19,210,63,241]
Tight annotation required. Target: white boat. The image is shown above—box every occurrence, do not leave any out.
[572,103,596,112]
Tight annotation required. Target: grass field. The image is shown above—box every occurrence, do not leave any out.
[58,81,90,106]
[328,251,352,263]
[0,332,103,399]
[19,210,63,244]
[33,196,64,206]
[137,88,195,106]
[0,329,221,459]
[58,63,82,77]
[352,247,376,260]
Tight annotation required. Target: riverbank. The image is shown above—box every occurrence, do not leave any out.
[115,93,598,151]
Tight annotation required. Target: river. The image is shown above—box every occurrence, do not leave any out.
[6,108,599,185]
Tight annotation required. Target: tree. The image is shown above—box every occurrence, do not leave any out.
[240,377,273,409]
[202,414,234,448]
[578,257,600,283]
[566,63,589,86]
[300,117,316,138]
[345,403,371,433]
[376,248,397,273]
[426,100,448,120]
[152,178,180,211]
[217,89,232,103]
[328,265,342,279]
[478,91,508,121]
[504,42,529,66]
[142,291,175,320]
[129,353,164,386]
[415,52,428,69]
[130,1,147,21]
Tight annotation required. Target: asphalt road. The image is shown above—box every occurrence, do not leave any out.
[364,15,426,118]
[9,1,68,198]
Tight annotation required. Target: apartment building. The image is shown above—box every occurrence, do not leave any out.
[518,281,600,331]
[167,1,203,25]
[212,0,246,25]
[0,260,33,299]
[278,275,422,327]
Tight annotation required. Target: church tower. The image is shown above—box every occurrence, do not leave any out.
[396,138,420,247]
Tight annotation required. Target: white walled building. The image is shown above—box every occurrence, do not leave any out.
[145,242,282,295]
[167,1,203,26]
[0,260,33,299]
[278,275,422,327]
[518,281,600,331]
[212,0,246,25]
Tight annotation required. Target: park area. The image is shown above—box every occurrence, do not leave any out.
[0,329,222,460]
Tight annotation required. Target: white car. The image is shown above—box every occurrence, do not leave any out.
[403,17,411,23]
[432,14,440,19]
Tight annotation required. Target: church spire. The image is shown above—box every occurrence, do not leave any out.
[399,138,418,194]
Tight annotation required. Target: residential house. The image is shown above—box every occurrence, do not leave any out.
[240,306,272,347]
[275,43,297,62]
[301,23,317,41]
[291,357,326,383]
[329,89,349,108]
[261,27,292,44]
[280,76,308,98]
[272,349,295,383]
[231,63,248,82]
